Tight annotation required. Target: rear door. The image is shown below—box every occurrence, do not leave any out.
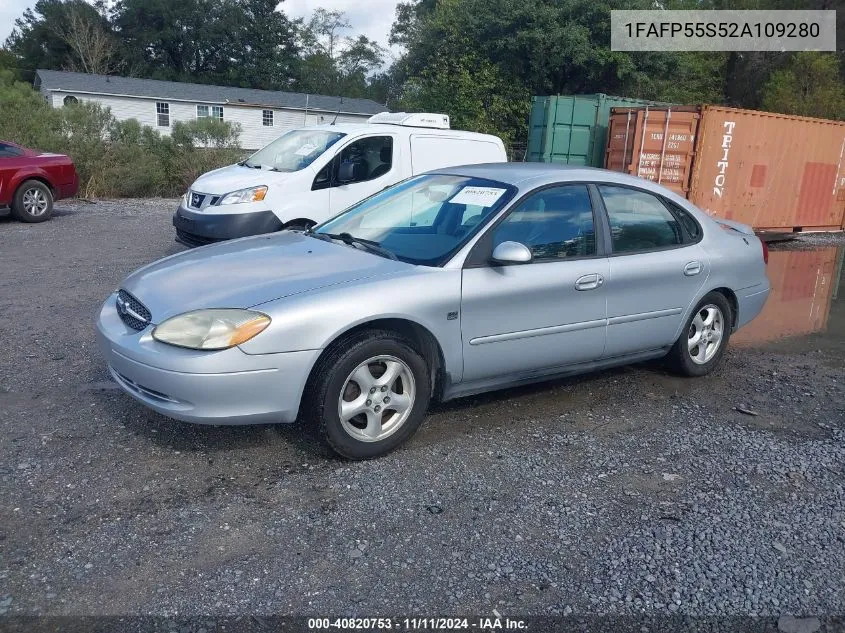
[596,184,709,357]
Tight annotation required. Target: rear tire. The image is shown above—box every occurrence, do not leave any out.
[305,330,431,460]
[667,291,732,377]
[12,180,53,223]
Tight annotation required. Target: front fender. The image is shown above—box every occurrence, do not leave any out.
[239,268,464,382]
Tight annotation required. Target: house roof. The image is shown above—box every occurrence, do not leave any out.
[35,69,387,115]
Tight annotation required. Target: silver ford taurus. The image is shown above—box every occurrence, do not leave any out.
[97,164,770,459]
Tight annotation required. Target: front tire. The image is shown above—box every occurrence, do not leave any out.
[306,330,431,459]
[667,292,732,377]
[12,180,54,223]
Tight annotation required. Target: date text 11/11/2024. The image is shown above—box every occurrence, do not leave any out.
[307,617,528,630]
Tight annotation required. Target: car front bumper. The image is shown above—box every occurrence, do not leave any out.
[172,203,284,247]
[96,294,320,425]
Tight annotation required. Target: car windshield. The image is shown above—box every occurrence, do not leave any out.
[243,130,345,172]
[314,174,517,266]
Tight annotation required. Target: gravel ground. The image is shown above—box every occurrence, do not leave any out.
[0,199,843,624]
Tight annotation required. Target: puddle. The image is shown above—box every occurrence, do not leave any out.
[733,246,844,350]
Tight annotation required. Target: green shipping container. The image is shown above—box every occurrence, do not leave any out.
[527,94,666,167]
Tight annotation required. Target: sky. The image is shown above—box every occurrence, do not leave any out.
[0,0,403,56]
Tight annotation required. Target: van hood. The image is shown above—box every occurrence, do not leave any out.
[120,232,412,323]
[190,164,298,195]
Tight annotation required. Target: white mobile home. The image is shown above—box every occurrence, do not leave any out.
[34,69,386,150]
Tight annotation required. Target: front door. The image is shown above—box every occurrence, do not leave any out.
[328,135,396,215]
[460,184,609,383]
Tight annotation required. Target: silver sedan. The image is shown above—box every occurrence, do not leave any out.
[97,164,770,459]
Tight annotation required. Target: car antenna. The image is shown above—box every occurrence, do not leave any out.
[331,97,343,125]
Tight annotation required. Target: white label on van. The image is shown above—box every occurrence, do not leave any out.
[449,187,507,207]
[295,143,319,156]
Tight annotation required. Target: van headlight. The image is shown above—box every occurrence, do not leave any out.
[219,186,268,205]
[152,309,271,350]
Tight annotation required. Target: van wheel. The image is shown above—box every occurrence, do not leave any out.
[12,180,53,222]
[667,292,732,377]
[305,330,431,460]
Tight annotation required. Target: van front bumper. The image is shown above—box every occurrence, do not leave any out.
[96,294,319,425]
[173,204,284,247]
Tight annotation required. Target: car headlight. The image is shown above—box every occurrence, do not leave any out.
[152,309,271,350]
[219,186,268,205]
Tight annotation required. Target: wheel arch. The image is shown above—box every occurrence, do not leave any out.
[14,174,56,198]
[709,287,739,331]
[304,316,448,407]
[282,217,317,229]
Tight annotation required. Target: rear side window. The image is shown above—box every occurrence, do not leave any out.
[664,199,702,241]
[0,143,23,158]
[598,185,684,253]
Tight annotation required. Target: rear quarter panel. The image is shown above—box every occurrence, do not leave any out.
[662,191,769,337]
[2,154,78,203]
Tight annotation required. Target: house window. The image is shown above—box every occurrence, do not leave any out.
[156,102,170,127]
[262,109,273,126]
[63,95,78,106]
[197,105,223,121]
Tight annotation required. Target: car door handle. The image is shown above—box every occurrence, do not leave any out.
[684,261,702,276]
[575,274,604,291]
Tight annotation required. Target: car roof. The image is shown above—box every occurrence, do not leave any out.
[428,162,679,193]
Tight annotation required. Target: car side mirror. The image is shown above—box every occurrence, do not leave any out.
[491,241,533,265]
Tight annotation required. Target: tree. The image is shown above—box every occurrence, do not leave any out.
[52,3,120,74]
[295,8,385,99]
[5,0,110,79]
[762,52,845,120]
[400,53,530,148]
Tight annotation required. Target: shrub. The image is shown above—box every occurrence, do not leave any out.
[0,73,245,198]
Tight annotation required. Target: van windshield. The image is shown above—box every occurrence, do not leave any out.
[243,130,345,172]
[313,174,517,266]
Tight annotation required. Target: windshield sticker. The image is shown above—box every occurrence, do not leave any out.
[449,186,507,207]
[295,143,319,156]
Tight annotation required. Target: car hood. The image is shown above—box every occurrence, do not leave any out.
[190,163,296,195]
[121,232,412,323]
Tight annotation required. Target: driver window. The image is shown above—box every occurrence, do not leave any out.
[492,185,596,261]
[337,136,393,186]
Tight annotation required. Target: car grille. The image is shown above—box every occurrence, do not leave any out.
[116,289,152,331]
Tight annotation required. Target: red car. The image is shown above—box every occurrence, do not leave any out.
[0,141,78,222]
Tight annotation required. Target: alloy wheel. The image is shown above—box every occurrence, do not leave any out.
[337,355,416,442]
[688,304,724,365]
[22,187,49,217]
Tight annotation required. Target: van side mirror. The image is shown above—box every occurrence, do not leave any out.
[338,161,361,184]
[491,241,532,264]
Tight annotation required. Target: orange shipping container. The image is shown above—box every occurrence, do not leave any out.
[605,105,845,231]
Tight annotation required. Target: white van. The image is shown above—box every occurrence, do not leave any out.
[172,112,507,246]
